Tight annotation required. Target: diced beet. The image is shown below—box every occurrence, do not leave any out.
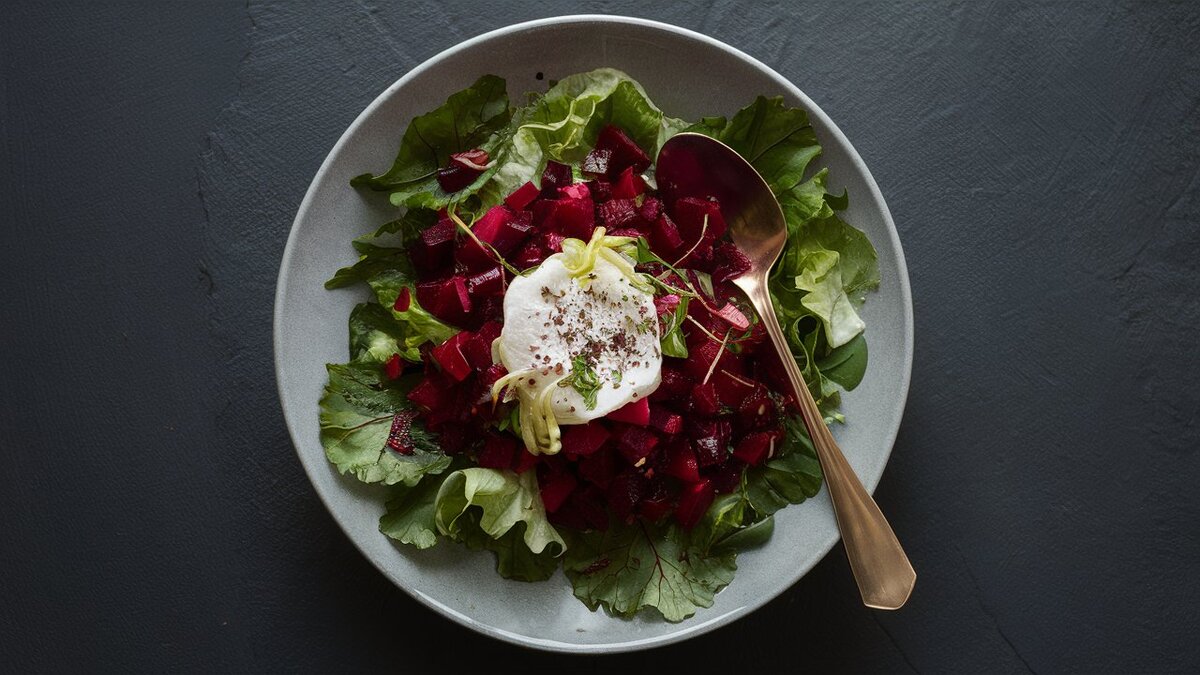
[436,426,469,454]
[548,500,588,531]
[430,332,472,382]
[410,218,456,278]
[737,388,777,430]
[610,167,645,200]
[570,485,611,530]
[384,353,403,380]
[673,197,728,243]
[499,209,534,250]
[606,397,650,426]
[677,240,715,271]
[504,181,540,210]
[684,306,723,348]
[478,433,517,469]
[614,424,659,465]
[713,242,753,283]
[392,287,411,312]
[691,381,721,416]
[683,339,725,381]
[693,435,727,467]
[740,319,769,353]
[542,231,566,253]
[716,418,733,450]
[650,213,685,255]
[561,421,611,459]
[416,275,473,327]
[447,276,473,322]
[470,205,532,257]
[478,295,503,323]
[460,332,494,370]
[578,447,618,489]
[648,406,683,435]
[581,147,612,176]
[587,178,612,203]
[715,303,750,331]
[638,196,663,223]
[733,432,773,466]
[709,459,745,494]
[593,125,651,177]
[531,199,558,229]
[712,368,757,406]
[651,365,692,401]
[639,480,674,522]
[606,228,641,238]
[476,320,502,346]
[559,182,591,200]
[546,198,595,240]
[466,266,505,297]
[540,161,573,196]
[414,279,440,320]
[538,470,577,513]
[607,469,649,522]
[408,374,448,411]
[663,438,700,482]
[468,205,506,247]
[513,240,547,269]
[598,198,638,230]
[422,393,463,427]
[454,237,491,271]
[675,480,715,530]
[435,149,489,193]
[513,449,539,474]
[640,495,674,523]
[478,363,507,396]
[436,164,477,193]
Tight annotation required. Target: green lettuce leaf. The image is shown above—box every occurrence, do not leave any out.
[351,74,512,210]
[456,514,562,582]
[318,363,450,485]
[324,208,435,289]
[363,268,458,353]
[684,95,821,195]
[479,68,688,204]
[793,248,865,349]
[563,521,737,622]
[693,94,877,362]
[327,212,457,360]
[379,474,447,549]
[347,303,408,364]
[771,171,879,349]
[434,468,565,580]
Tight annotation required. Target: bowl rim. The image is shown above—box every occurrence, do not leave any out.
[274,13,914,654]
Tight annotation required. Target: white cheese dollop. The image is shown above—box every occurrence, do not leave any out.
[497,253,662,424]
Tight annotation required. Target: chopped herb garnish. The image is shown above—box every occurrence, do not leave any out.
[560,355,602,410]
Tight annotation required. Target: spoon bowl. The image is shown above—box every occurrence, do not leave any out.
[656,132,789,277]
[656,132,916,610]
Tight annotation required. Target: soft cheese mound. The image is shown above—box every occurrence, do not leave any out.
[497,253,662,425]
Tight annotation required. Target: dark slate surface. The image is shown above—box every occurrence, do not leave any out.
[2,2,1198,672]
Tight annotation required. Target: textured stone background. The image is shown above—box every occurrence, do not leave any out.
[2,1,1198,671]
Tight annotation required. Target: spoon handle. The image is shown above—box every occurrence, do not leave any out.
[738,278,915,610]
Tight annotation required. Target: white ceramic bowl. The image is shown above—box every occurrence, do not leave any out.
[274,15,913,653]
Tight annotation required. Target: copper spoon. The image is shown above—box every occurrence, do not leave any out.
[656,132,915,610]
